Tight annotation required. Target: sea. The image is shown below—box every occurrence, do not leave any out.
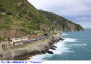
[30,28,91,60]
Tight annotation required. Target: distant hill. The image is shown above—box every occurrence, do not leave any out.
[0,0,84,40]
[39,10,84,31]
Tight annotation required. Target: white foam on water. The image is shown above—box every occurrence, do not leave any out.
[52,38,77,54]
[61,33,68,36]
[30,37,77,60]
[63,38,78,42]
[30,53,52,60]
[83,44,87,46]
[70,44,87,46]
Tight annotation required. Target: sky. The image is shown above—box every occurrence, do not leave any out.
[28,0,91,28]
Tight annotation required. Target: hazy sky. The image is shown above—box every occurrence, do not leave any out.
[28,0,91,28]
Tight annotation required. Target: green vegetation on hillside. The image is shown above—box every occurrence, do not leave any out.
[39,10,84,31]
[0,0,53,34]
[0,0,84,41]
[0,36,5,41]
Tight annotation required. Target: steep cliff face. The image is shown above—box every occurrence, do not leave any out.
[65,22,84,31]
[0,0,84,40]
[39,10,84,31]
[0,0,53,34]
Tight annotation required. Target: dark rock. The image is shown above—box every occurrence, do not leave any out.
[52,45,57,48]
[47,51,53,54]
[59,38,64,40]
[41,51,46,54]
[50,47,56,50]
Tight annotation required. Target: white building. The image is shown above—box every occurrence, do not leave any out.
[10,36,28,44]
[21,36,28,41]
[10,38,22,44]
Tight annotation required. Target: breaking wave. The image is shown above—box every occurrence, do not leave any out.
[30,37,77,60]
[61,33,69,36]
[70,44,87,46]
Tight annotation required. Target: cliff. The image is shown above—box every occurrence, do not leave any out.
[0,0,84,40]
[0,0,53,36]
[0,0,84,60]
[0,32,62,60]
[39,10,84,31]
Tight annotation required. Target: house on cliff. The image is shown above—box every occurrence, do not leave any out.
[10,36,28,45]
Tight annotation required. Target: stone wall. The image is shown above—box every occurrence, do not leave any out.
[0,32,61,60]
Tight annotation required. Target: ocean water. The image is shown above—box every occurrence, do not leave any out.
[31,29,91,60]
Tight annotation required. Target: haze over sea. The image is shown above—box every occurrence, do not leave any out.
[31,29,91,60]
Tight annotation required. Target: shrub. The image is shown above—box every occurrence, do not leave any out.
[0,37,5,41]
[0,7,6,13]
[7,11,12,15]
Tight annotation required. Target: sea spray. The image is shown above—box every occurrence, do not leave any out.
[31,37,77,60]
[31,29,91,60]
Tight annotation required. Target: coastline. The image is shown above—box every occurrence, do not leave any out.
[13,34,63,60]
[1,32,63,60]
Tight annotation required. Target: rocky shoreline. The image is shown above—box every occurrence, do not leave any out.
[14,35,63,60]
[0,33,63,60]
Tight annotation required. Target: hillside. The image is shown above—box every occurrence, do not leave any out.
[0,0,53,31]
[0,0,84,40]
[0,0,55,40]
[39,10,84,31]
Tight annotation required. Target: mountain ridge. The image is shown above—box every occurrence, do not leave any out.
[39,10,84,31]
[0,0,84,41]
